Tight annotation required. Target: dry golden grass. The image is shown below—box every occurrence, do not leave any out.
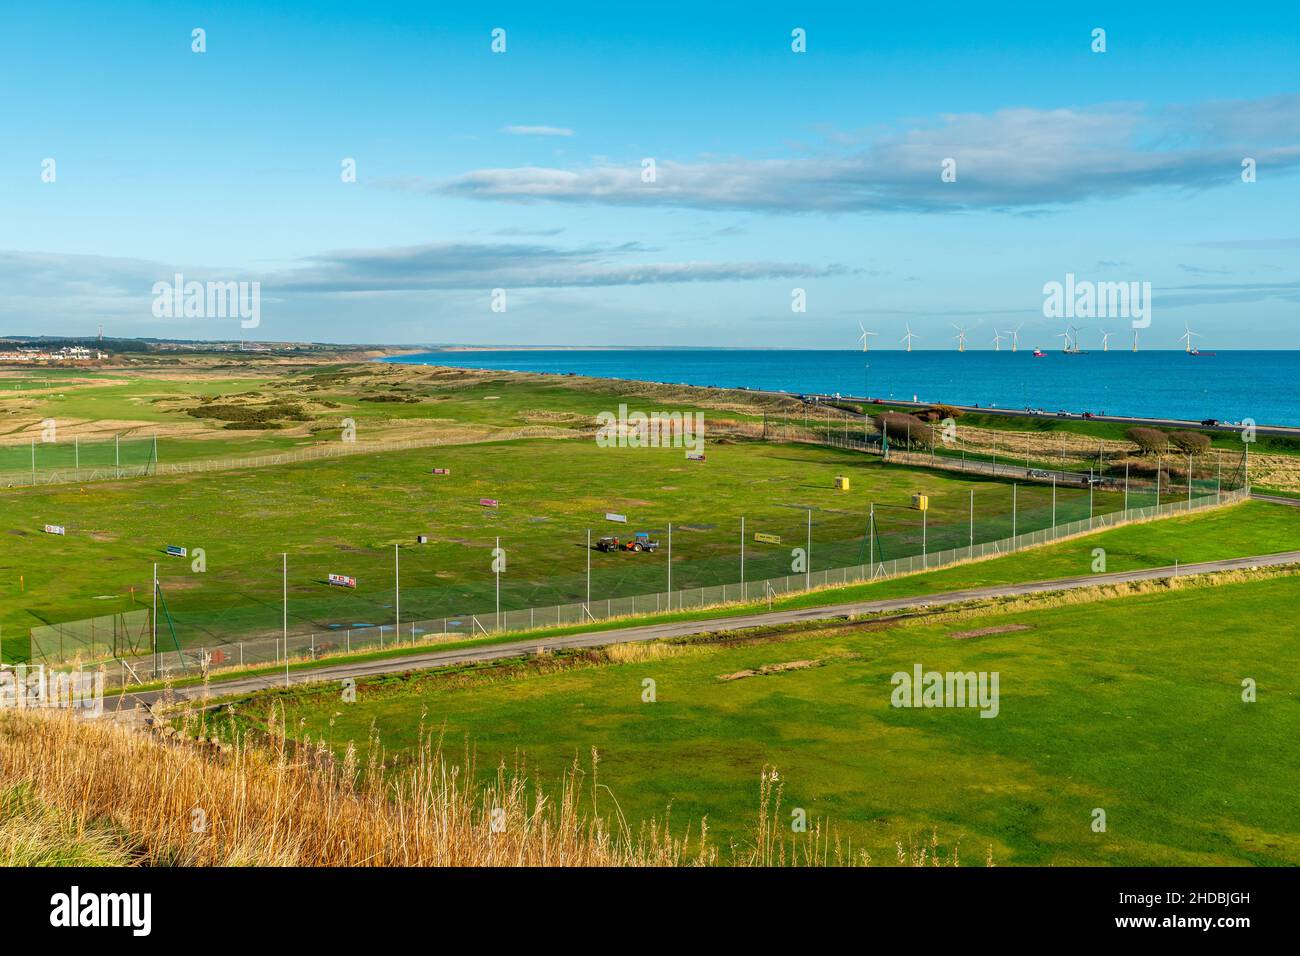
[0,708,984,867]
[0,783,133,866]
[0,708,701,866]
[602,640,698,664]
[1249,453,1300,492]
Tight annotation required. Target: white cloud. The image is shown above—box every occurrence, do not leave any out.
[0,241,852,305]
[416,97,1300,213]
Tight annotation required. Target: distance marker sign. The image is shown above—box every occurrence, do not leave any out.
[328,573,358,589]
[43,524,66,536]
[754,532,782,545]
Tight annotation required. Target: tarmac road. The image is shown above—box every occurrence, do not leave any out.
[809,393,1300,438]
[106,548,1300,714]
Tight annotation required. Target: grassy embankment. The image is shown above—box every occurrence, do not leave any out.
[240,569,1300,866]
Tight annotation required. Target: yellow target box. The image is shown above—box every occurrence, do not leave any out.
[834,476,850,491]
[911,493,929,511]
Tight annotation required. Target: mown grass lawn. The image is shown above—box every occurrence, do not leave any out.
[272,573,1300,866]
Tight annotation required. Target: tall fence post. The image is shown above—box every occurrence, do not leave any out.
[282,553,289,687]
[667,523,673,609]
[868,503,875,576]
[805,509,812,590]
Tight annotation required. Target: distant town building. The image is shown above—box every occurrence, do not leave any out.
[0,345,107,363]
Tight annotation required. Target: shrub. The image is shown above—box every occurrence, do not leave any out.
[875,412,933,448]
[359,393,421,404]
[1169,430,1212,455]
[1126,426,1169,455]
[187,402,310,425]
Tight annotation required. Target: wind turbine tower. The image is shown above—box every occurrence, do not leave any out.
[856,322,877,353]
[952,324,968,353]
[1178,322,1200,354]
[901,323,919,353]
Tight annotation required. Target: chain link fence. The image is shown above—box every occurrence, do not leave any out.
[0,426,575,488]
[64,485,1244,688]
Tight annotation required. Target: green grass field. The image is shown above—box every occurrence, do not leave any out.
[0,364,767,478]
[0,437,1128,660]
[262,572,1300,866]
[119,498,1300,692]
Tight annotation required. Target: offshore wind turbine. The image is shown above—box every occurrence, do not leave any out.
[1178,321,1200,353]
[1068,324,1084,353]
[952,324,969,353]
[901,323,919,352]
[1057,328,1073,352]
[856,322,878,352]
[1009,324,1022,353]
[1132,329,1139,352]
[992,331,1006,352]
[1099,330,1114,352]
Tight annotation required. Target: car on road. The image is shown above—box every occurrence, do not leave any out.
[1028,469,1052,479]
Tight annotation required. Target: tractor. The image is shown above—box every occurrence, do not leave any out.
[623,532,660,553]
[594,532,660,553]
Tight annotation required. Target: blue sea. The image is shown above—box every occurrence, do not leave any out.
[385,349,1300,427]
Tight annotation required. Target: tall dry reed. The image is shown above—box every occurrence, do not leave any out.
[0,708,706,866]
[0,710,989,867]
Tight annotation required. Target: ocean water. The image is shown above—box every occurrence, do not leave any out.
[385,349,1300,427]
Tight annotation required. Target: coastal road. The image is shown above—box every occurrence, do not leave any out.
[106,548,1300,714]
[804,393,1300,438]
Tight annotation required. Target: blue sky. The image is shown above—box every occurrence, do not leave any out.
[1,1,1298,347]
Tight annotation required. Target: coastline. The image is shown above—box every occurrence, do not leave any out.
[381,353,1300,435]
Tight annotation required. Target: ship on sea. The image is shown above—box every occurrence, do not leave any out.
[1181,324,1214,356]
